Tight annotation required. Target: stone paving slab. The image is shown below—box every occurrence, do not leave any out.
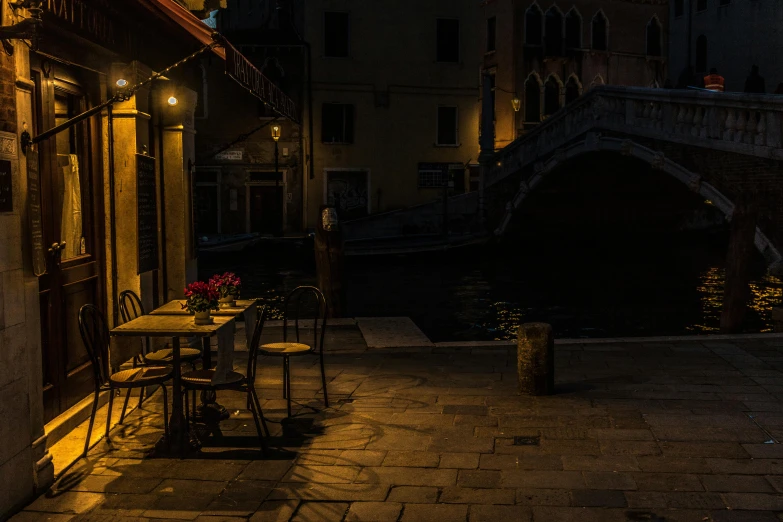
[10,328,783,521]
[356,317,433,348]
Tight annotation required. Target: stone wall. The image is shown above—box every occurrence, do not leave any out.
[669,0,783,93]
[0,16,53,517]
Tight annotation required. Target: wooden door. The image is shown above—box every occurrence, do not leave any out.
[249,185,283,236]
[33,63,105,423]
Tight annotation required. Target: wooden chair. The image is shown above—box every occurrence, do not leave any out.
[181,305,270,453]
[259,286,329,419]
[118,289,200,413]
[78,304,172,457]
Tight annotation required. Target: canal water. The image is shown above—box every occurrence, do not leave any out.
[198,231,783,342]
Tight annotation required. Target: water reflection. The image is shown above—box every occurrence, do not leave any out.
[198,233,782,342]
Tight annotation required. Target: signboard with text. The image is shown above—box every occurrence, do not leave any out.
[27,150,46,276]
[136,154,158,274]
[224,43,298,122]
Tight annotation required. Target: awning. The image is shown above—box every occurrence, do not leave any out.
[137,0,298,122]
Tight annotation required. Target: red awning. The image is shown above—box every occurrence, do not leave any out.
[137,0,226,59]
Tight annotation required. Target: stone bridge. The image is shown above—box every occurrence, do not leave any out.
[485,85,783,270]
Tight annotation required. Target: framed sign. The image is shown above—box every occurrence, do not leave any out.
[136,154,158,274]
[27,149,46,276]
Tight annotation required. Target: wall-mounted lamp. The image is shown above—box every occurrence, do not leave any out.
[20,122,31,155]
[2,0,44,56]
[271,124,281,141]
[511,97,521,112]
[167,96,178,106]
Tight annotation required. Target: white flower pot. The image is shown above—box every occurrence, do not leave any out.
[194,310,213,325]
[219,295,236,308]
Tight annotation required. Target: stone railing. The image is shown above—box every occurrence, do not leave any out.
[486,86,783,187]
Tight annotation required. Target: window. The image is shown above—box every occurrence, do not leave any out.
[486,17,496,52]
[674,0,684,16]
[695,35,707,72]
[544,7,563,56]
[565,76,580,104]
[436,106,458,145]
[544,76,561,116]
[591,11,607,50]
[524,74,541,124]
[696,0,707,11]
[321,103,354,143]
[324,12,349,57]
[646,17,662,56]
[436,18,460,62]
[565,9,581,49]
[525,5,543,45]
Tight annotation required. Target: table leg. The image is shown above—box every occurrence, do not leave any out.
[196,336,229,425]
[201,337,212,369]
[158,336,200,457]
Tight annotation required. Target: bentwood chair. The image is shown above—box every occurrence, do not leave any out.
[259,286,329,420]
[119,290,202,368]
[78,304,172,458]
[181,306,270,453]
[118,290,201,412]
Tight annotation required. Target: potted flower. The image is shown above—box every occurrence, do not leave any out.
[182,281,219,324]
[210,272,241,308]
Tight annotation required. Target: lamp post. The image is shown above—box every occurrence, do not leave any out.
[271,123,281,186]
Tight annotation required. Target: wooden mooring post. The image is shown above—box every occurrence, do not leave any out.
[517,322,555,395]
[315,205,346,317]
[720,197,758,334]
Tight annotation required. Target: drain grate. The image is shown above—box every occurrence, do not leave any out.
[513,436,540,446]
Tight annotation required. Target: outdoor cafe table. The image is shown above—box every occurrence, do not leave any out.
[149,299,259,369]
[110,314,235,456]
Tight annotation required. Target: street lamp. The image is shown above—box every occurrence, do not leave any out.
[271,123,281,186]
[511,96,521,112]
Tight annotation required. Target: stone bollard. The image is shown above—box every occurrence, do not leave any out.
[517,322,555,395]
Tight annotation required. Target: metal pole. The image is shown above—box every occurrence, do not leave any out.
[274,141,279,184]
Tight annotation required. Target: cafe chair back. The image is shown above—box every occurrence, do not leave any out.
[118,289,202,369]
[260,285,329,420]
[78,304,172,458]
[180,305,270,454]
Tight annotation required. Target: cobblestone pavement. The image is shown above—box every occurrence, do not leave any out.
[12,327,783,522]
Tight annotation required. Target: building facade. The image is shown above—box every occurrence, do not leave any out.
[483,0,668,150]
[669,0,783,93]
[301,0,482,229]
[192,0,306,238]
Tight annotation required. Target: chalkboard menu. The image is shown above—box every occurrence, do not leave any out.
[26,150,46,276]
[136,154,158,274]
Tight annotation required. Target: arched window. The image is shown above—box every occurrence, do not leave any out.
[646,16,662,57]
[524,74,542,124]
[525,4,543,45]
[674,0,684,17]
[695,35,707,73]
[545,7,564,56]
[565,8,582,49]
[591,11,607,51]
[565,76,581,104]
[544,75,561,116]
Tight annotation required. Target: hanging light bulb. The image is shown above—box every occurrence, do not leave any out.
[167,96,178,106]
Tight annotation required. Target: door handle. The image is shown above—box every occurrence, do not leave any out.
[48,242,60,254]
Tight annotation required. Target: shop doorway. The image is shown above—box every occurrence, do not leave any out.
[246,171,285,236]
[194,171,220,235]
[32,62,105,422]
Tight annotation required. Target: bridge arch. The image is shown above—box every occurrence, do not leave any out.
[493,135,783,269]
